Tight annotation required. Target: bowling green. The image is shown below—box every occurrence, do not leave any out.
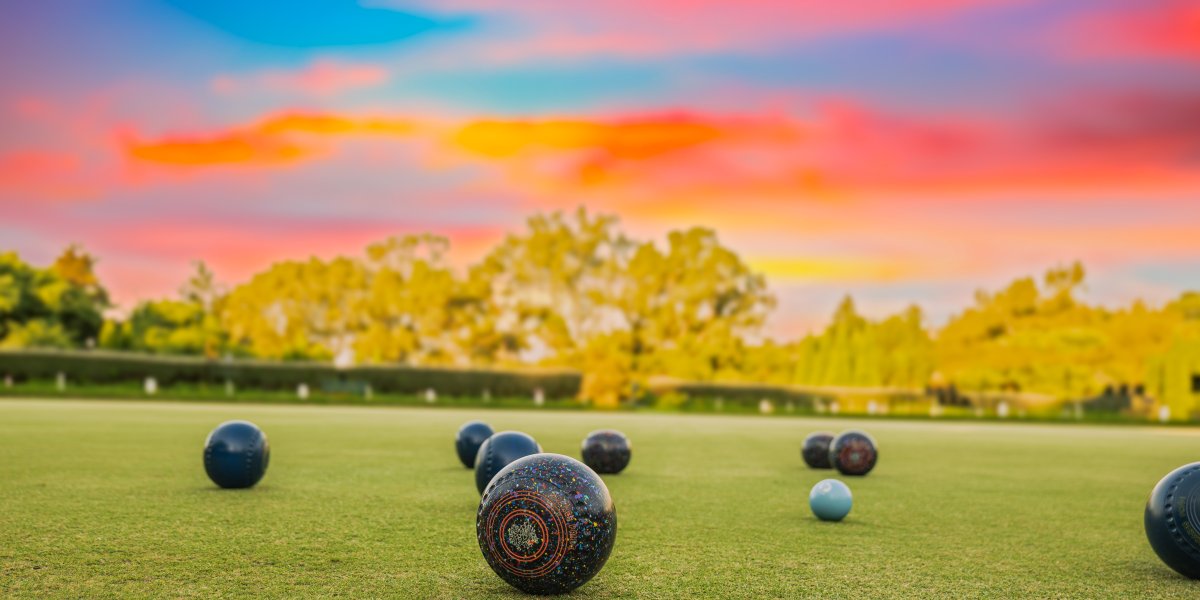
[1,398,1198,598]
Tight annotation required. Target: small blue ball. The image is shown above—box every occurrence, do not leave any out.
[809,478,852,521]
[203,420,269,489]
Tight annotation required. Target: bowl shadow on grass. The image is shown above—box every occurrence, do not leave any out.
[1120,558,1200,584]
[476,577,604,598]
[193,484,274,493]
[806,515,870,527]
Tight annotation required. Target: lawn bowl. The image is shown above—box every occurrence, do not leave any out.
[456,421,494,468]
[474,431,541,494]
[1145,462,1200,579]
[802,431,835,469]
[203,420,269,489]
[477,453,617,594]
[581,429,632,474]
[809,478,853,521]
[829,430,878,476]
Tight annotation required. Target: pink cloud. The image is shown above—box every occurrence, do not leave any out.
[212,59,390,96]
[394,0,1035,59]
[1055,1,1200,61]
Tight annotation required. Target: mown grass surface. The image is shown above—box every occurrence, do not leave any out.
[1,398,1199,598]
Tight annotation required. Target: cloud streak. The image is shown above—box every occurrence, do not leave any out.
[123,89,1199,201]
[125,113,416,166]
[212,60,391,96]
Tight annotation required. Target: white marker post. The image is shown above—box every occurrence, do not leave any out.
[533,388,545,407]
[297,383,309,400]
[425,388,437,404]
[144,377,158,396]
[758,399,774,415]
[56,372,66,392]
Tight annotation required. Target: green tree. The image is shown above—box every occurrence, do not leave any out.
[0,247,109,348]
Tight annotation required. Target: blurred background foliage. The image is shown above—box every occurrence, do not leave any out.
[2,209,1198,415]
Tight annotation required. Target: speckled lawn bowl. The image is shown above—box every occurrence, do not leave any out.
[580,429,632,474]
[829,430,878,476]
[477,453,617,594]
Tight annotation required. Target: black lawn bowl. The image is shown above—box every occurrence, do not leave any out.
[203,420,270,489]
[1145,462,1200,579]
[456,421,494,468]
[475,430,541,494]
[828,430,877,476]
[477,453,617,595]
[581,429,632,474]
[802,431,835,469]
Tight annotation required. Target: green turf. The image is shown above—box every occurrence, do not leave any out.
[1,398,1199,598]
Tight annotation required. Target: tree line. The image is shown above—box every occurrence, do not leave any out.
[2,209,1198,411]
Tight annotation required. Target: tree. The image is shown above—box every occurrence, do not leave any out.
[472,211,775,404]
[471,209,629,362]
[611,227,775,381]
[101,261,226,357]
[0,248,109,349]
[355,235,493,365]
[180,261,221,312]
[776,298,932,389]
[221,257,365,360]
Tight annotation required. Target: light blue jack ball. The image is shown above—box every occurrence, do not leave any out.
[809,478,852,521]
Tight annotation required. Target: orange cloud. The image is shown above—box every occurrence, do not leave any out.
[123,93,1200,204]
[128,134,308,166]
[257,114,415,136]
[213,60,389,96]
[126,112,417,166]
[452,115,735,158]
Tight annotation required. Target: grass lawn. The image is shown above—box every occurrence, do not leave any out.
[1,398,1199,598]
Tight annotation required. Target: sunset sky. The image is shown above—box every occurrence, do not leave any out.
[1,1,1198,337]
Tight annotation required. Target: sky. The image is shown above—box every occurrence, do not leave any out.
[1,0,1198,337]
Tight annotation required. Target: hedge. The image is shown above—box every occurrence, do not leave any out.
[645,377,933,412]
[0,349,582,399]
